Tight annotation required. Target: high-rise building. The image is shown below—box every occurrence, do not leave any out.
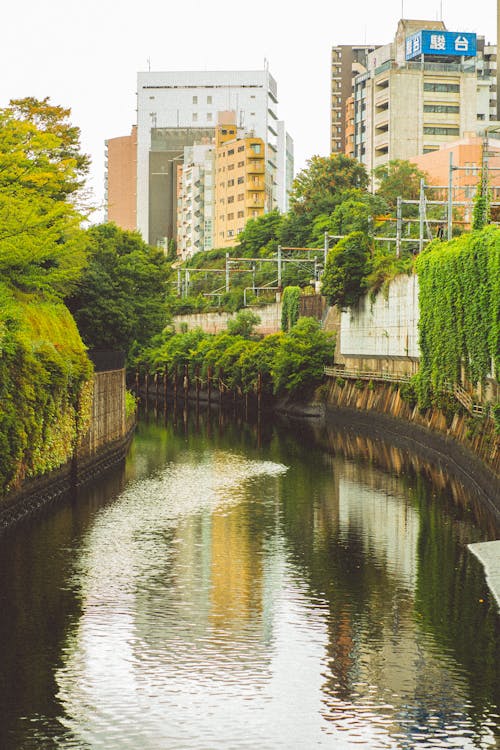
[176,143,216,260]
[214,117,266,249]
[134,69,292,247]
[330,45,379,154]
[349,20,497,175]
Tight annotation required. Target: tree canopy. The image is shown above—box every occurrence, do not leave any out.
[0,97,89,299]
[66,223,170,358]
[374,159,427,210]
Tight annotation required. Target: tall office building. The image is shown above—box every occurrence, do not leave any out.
[134,69,293,247]
[330,45,379,154]
[349,20,497,175]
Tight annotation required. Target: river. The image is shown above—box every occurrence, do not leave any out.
[0,407,498,749]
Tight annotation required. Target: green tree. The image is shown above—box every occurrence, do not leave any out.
[66,223,170,358]
[226,309,261,338]
[0,98,89,298]
[237,210,283,257]
[289,154,369,218]
[374,159,427,210]
[272,317,334,397]
[321,231,372,309]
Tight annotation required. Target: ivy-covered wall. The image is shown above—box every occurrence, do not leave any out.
[416,227,499,402]
[0,286,93,495]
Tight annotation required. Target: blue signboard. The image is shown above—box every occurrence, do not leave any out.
[405,30,477,60]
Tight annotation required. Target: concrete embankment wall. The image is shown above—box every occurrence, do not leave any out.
[173,302,282,335]
[0,368,131,531]
[323,377,500,497]
[324,275,420,378]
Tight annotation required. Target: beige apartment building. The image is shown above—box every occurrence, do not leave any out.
[346,20,497,180]
[214,122,266,248]
[105,126,137,231]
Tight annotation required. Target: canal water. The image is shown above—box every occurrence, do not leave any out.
[0,408,499,749]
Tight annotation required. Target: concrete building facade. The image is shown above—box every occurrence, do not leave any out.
[347,20,497,176]
[105,126,137,231]
[214,120,266,248]
[330,45,378,155]
[176,143,216,260]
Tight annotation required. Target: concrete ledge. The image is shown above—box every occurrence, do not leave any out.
[0,424,135,535]
[468,541,500,610]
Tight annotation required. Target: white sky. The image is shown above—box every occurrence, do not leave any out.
[0,0,496,217]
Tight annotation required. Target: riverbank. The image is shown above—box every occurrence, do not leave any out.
[0,419,135,534]
[275,383,500,520]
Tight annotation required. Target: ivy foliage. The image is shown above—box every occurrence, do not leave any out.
[415,226,500,402]
[281,286,300,331]
[0,285,92,494]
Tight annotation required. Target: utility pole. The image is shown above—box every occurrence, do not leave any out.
[396,196,402,258]
[277,245,282,289]
[225,253,230,293]
[448,151,454,240]
[419,178,425,254]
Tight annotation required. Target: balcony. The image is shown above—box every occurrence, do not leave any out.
[246,161,265,174]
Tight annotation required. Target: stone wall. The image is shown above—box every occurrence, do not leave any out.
[173,302,282,336]
[323,377,500,483]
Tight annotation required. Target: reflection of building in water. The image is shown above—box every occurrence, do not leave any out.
[338,477,419,590]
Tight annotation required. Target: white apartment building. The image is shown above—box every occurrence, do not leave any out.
[136,69,293,247]
[177,144,215,260]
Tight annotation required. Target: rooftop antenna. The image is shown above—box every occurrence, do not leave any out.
[147,57,151,72]
[440,0,443,20]
[401,0,404,18]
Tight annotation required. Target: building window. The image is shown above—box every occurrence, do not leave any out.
[423,82,460,93]
[228,212,234,220]
[207,96,212,104]
[192,112,198,122]
[207,113,213,122]
[237,176,244,184]
[227,196,234,203]
[237,210,244,218]
[228,163,235,171]
[250,143,261,154]
[423,126,460,135]
[227,229,234,237]
[238,160,245,167]
[423,104,460,114]
[228,149,234,155]
[238,145,245,152]
[227,179,235,187]
[238,193,244,201]
[193,96,198,104]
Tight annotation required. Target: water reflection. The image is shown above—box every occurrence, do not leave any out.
[0,406,498,749]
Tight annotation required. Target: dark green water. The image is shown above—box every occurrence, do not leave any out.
[0,408,498,749]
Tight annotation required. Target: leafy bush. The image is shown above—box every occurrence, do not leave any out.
[321,231,371,309]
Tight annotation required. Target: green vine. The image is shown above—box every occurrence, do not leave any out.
[281,286,301,332]
[0,287,92,495]
[415,227,499,405]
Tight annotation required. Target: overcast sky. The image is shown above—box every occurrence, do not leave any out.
[1,0,496,217]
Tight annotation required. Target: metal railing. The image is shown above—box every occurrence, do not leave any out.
[324,366,411,384]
